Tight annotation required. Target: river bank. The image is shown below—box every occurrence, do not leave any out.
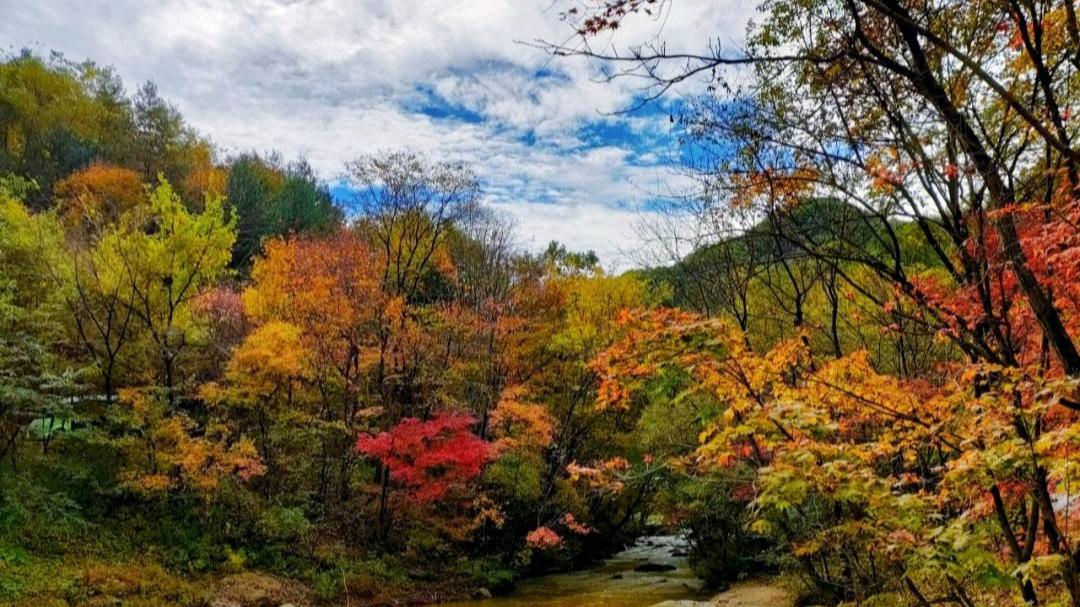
[708,581,794,606]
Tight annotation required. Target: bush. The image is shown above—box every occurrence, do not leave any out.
[311,557,412,602]
[256,505,312,542]
[469,558,517,594]
[0,479,90,554]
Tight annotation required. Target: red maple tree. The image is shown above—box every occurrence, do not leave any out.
[356,411,491,502]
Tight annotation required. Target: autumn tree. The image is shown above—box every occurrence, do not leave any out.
[551,0,1080,373]
[53,164,144,239]
[239,230,387,507]
[500,264,667,546]
[101,179,235,403]
[592,309,1031,602]
[345,151,478,301]
[356,411,491,505]
[179,142,227,206]
[543,2,1080,602]
[48,166,148,402]
[443,210,522,436]
[200,321,309,496]
[115,387,264,497]
[62,238,140,403]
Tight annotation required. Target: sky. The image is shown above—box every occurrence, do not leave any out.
[3,0,755,270]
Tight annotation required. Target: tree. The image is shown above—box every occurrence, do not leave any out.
[345,151,478,301]
[62,233,140,403]
[0,191,79,461]
[593,301,1080,604]
[179,142,227,206]
[442,210,523,437]
[543,9,1080,598]
[548,0,1080,374]
[48,166,148,404]
[225,153,341,271]
[131,82,193,185]
[241,229,389,507]
[489,386,554,454]
[542,241,599,276]
[243,230,385,419]
[225,154,279,269]
[116,387,264,497]
[200,321,309,496]
[101,179,235,403]
[356,411,491,504]
[269,158,341,236]
[53,164,144,239]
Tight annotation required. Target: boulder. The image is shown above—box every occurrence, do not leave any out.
[212,573,310,607]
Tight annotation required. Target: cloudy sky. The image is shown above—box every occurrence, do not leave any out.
[3,0,754,269]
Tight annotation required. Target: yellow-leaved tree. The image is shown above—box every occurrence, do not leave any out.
[99,178,235,403]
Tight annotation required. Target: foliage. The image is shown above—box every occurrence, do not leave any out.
[53,163,144,237]
[96,179,235,397]
[356,411,491,503]
[226,153,340,270]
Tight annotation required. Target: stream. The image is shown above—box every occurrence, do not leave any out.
[445,535,715,607]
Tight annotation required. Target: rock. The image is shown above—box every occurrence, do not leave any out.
[213,573,311,607]
[471,588,493,600]
[245,589,270,607]
[634,562,678,573]
[711,580,795,607]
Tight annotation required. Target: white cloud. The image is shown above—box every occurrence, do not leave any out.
[2,0,754,269]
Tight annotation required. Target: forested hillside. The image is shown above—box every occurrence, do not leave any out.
[0,52,684,606]
[2,0,1080,605]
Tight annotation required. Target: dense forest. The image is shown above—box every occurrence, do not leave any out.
[3,0,1080,605]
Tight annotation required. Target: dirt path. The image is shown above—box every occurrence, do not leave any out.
[710,580,794,607]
